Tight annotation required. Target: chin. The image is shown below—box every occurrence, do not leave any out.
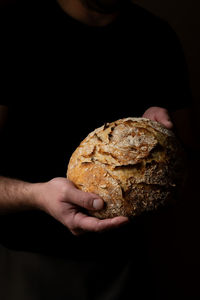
[81,0,128,14]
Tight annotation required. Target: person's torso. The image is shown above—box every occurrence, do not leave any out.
[0,3,179,299]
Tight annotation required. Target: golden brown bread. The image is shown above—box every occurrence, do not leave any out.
[67,117,185,219]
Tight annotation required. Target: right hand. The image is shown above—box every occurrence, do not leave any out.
[34,178,129,236]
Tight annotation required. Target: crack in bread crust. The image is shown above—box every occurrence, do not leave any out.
[67,117,185,219]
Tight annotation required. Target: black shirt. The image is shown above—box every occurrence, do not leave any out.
[0,1,192,299]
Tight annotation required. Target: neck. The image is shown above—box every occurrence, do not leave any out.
[57,0,119,27]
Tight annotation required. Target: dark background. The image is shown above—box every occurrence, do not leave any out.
[134,0,200,116]
[133,1,200,298]
[0,0,199,298]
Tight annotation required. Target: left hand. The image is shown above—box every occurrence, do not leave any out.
[142,106,173,129]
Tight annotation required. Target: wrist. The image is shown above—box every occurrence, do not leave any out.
[29,182,46,211]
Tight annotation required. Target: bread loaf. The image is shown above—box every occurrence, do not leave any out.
[67,117,185,219]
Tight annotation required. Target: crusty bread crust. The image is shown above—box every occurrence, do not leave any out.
[67,118,185,219]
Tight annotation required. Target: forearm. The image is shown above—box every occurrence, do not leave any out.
[0,176,40,214]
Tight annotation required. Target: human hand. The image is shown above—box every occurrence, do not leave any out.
[34,178,129,236]
[142,106,173,129]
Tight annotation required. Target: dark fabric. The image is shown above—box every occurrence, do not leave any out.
[0,1,192,299]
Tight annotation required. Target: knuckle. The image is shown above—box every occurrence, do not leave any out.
[71,228,85,236]
[69,217,83,234]
[82,194,92,209]
[62,183,69,194]
[69,224,78,235]
[71,229,80,236]
[93,220,103,232]
[70,229,78,236]
[160,108,168,114]
[61,183,69,195]
[82,197,88,209]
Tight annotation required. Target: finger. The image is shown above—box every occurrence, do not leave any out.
[73,212,129,233]
[66,181,104,211]
[155,109,173,129]
[142,113,156,121]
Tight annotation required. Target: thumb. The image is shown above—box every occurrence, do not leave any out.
[67,182,104,211]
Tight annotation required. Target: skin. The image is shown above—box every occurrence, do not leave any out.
[57,0,130,26]
[142,106,173,129]
[0,176,129,236]
[0,0,194,237]
[0,105,175,236]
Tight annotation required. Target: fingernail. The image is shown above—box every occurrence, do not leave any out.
[93,199,104,210]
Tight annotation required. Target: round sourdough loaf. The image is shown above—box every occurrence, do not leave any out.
[67,117,185,219]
